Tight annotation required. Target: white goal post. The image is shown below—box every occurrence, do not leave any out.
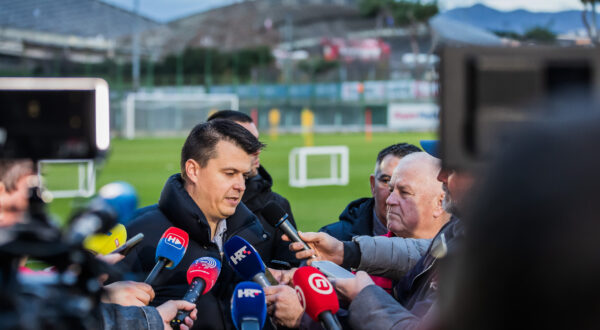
[289,146,349,187]
[37,159,96,198]
[123,92,239,139]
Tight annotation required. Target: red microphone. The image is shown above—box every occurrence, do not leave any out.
[293,266,341,330]
[170,257,222,329]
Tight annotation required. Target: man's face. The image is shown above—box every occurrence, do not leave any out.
[370,154,402,225]
[0,174,32,227]
[437,168,474,215]
[385,159,445,239]
[237,121,260,177]
[187,140,252,223]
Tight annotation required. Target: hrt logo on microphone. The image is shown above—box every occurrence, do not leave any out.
[229,246,251,265]
[165,233,185,249]
[308,273,333,295]
[237,288,262,298]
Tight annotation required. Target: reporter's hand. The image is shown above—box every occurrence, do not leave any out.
[268,267,297,286]
[265,285,304,328]
[156,300,197,330]
[331,271,374,301]
[96,253,125,265]
[283,231,344,265]
[102,281,155,306]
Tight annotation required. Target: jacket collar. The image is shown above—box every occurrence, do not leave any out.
[158,174,259,246]
[242,165,273,203]
[339,197,375,235]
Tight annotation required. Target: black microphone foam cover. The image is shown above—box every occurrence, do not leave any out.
[262,201,287,227]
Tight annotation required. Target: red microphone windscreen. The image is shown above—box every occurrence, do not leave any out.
[187,257,222,294]
[293,266,339,321]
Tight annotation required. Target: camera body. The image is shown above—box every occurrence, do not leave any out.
[0,78,110,160]
[439,46,600,170]
[0,78,114,329]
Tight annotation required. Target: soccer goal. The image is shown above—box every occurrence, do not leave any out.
[289,146,349,187]
[38,159,96,199]
[122,92,239,139]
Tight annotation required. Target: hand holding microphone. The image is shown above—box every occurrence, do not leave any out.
[231,281,267,330]
[145,227,189,285]
[170,257,221,329]
[293,266,342,330]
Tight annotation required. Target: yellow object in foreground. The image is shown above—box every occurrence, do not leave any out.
[83,224,127,255]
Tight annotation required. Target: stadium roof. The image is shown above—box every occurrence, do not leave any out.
[0,0,160,39]
[429,15,503,46]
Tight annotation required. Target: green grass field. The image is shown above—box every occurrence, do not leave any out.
[47,131,435,232]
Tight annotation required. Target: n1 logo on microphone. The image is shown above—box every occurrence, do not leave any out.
[165,233,185,249]
[237,288,262,298]
[308,273,333,295]
[229,245,252,265]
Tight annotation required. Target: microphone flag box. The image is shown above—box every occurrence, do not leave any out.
[224,235,265,280]
[187,257,222,295]
[293,266,340,321]
[156,226,189,269]
[231,281,267,330]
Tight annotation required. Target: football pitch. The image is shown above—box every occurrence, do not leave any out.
[47,131,435,232]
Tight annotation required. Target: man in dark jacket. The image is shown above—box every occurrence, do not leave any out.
[207,110,298,267]
[120,120,279,330]
[319,143,421,241]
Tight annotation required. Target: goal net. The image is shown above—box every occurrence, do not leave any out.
[122,92,239,139]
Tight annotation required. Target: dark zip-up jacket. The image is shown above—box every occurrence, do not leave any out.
[242,165,299,267]
[319,197,375,241]
[120,174,274,330]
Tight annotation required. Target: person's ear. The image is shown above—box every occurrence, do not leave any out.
[369,174,376,196]
[185,159,201,184]
[432,192,445,218]
[0,182,6,197]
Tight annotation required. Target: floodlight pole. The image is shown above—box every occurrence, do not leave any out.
[132,0,141,91]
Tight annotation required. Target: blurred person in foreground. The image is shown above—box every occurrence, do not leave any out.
[0,159,35,227]
[207,110,299,267]
[320,143,421,240]
[266,151,452,328]
[0,162,199,329]
[438,114,600,330]
[121,120,286,329]
[284,140,473,329]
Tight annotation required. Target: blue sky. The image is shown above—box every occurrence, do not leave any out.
[101,0,585,22]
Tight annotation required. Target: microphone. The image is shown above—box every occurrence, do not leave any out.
[231,281,267,330]
[224,236,271,288]
[83,223,127,255]
[170,257,221,329]
[145,226,189,285]
[293,266,341,330]
[262,201,313,256]
[65,197,118,245]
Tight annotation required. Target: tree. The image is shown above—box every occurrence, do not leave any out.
[523,26,557,44]
[581,0,599,45]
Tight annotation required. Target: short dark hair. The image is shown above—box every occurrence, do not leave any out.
[181,120,265,180]
[207,110,253,123]
[376,143,421,167]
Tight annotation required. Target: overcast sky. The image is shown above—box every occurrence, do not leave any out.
[101,0,585,22]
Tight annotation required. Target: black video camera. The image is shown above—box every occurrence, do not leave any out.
[0,78,117,329]
[438,46,600,170]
